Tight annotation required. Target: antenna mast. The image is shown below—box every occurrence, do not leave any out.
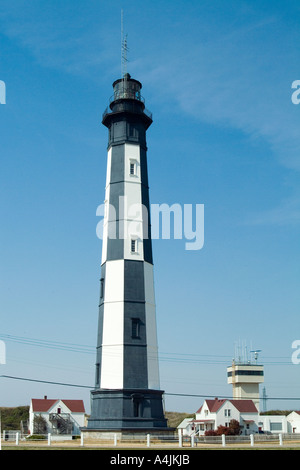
[250,349,262,364]
[121,9,128,79]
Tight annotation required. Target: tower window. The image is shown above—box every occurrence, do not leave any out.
[133,399,140,417]
[128,124,138,138]
[131,239,136,253]
[100,278,104,299]
[96,363,100,385]
[131,318,140,339]
[129,159,138,177]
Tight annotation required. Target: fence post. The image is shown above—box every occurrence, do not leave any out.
[114,433,117,446]
[191,434,195,448]
[178,432,182,448]
[147,434,150,447]
[48,433,51,446]
[80,432,84,447]
[250,434,254,447]
[221,434,226,447]
[16,432,19,446]
[279,433,283,446]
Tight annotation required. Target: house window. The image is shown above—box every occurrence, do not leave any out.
[270,422,283,431]
[132,318,140,339]
[131,239,136,253]
[224,409,231,417]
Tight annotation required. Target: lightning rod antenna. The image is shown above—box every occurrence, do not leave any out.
[121,9,128,79]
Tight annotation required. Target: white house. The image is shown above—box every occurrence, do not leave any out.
[178,398,259,437]
[287,411,300,433]
[29,396,86,436]
[177,418,194,436]
[258,415,288,434]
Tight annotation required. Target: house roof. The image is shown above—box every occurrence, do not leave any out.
[31,398,85,413]
[230,400,257,413]
[177,418,193,429]
[196,398,257,414]
[194,419,215,423]
[196,399,226,413]
[206,399,227,413]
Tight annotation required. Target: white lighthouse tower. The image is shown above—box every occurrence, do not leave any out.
[87,74,167,431]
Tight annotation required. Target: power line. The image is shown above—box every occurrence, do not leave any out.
[1,374,300,401]
[0,334,94,354]
[0,334,293,365]
[0,375,92,389]
[166,392,299,401]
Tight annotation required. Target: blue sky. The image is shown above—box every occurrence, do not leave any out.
[0,0,300,414]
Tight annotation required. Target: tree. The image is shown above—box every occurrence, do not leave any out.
[204,429,217,436]
[228,419,241,435]
[216,419,241,436]
[33,414,48,434]
[216,425,230,435]
[205,419,241,436]
[0,406,29,431]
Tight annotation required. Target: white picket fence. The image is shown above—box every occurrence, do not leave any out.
[1,430,299,449]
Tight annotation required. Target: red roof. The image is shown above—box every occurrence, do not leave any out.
[32,399,57,412]
[206,399,226,413]
[61,400,85,412]
[196,398,257,414]
[31,398,85,413]
[230,400,257,413]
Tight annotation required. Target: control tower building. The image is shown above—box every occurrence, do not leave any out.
[227,350,264,411]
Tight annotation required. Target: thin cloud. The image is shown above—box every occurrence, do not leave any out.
[0,2,116,78]
[135,15,300,227]
[141,18,300,173]
[245,195,300,226]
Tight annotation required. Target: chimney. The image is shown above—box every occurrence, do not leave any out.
[44,395,47,400]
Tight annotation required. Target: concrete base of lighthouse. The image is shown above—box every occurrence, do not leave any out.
[85,388,169,431]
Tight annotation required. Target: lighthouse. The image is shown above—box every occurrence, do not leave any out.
[87,74,168,431]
